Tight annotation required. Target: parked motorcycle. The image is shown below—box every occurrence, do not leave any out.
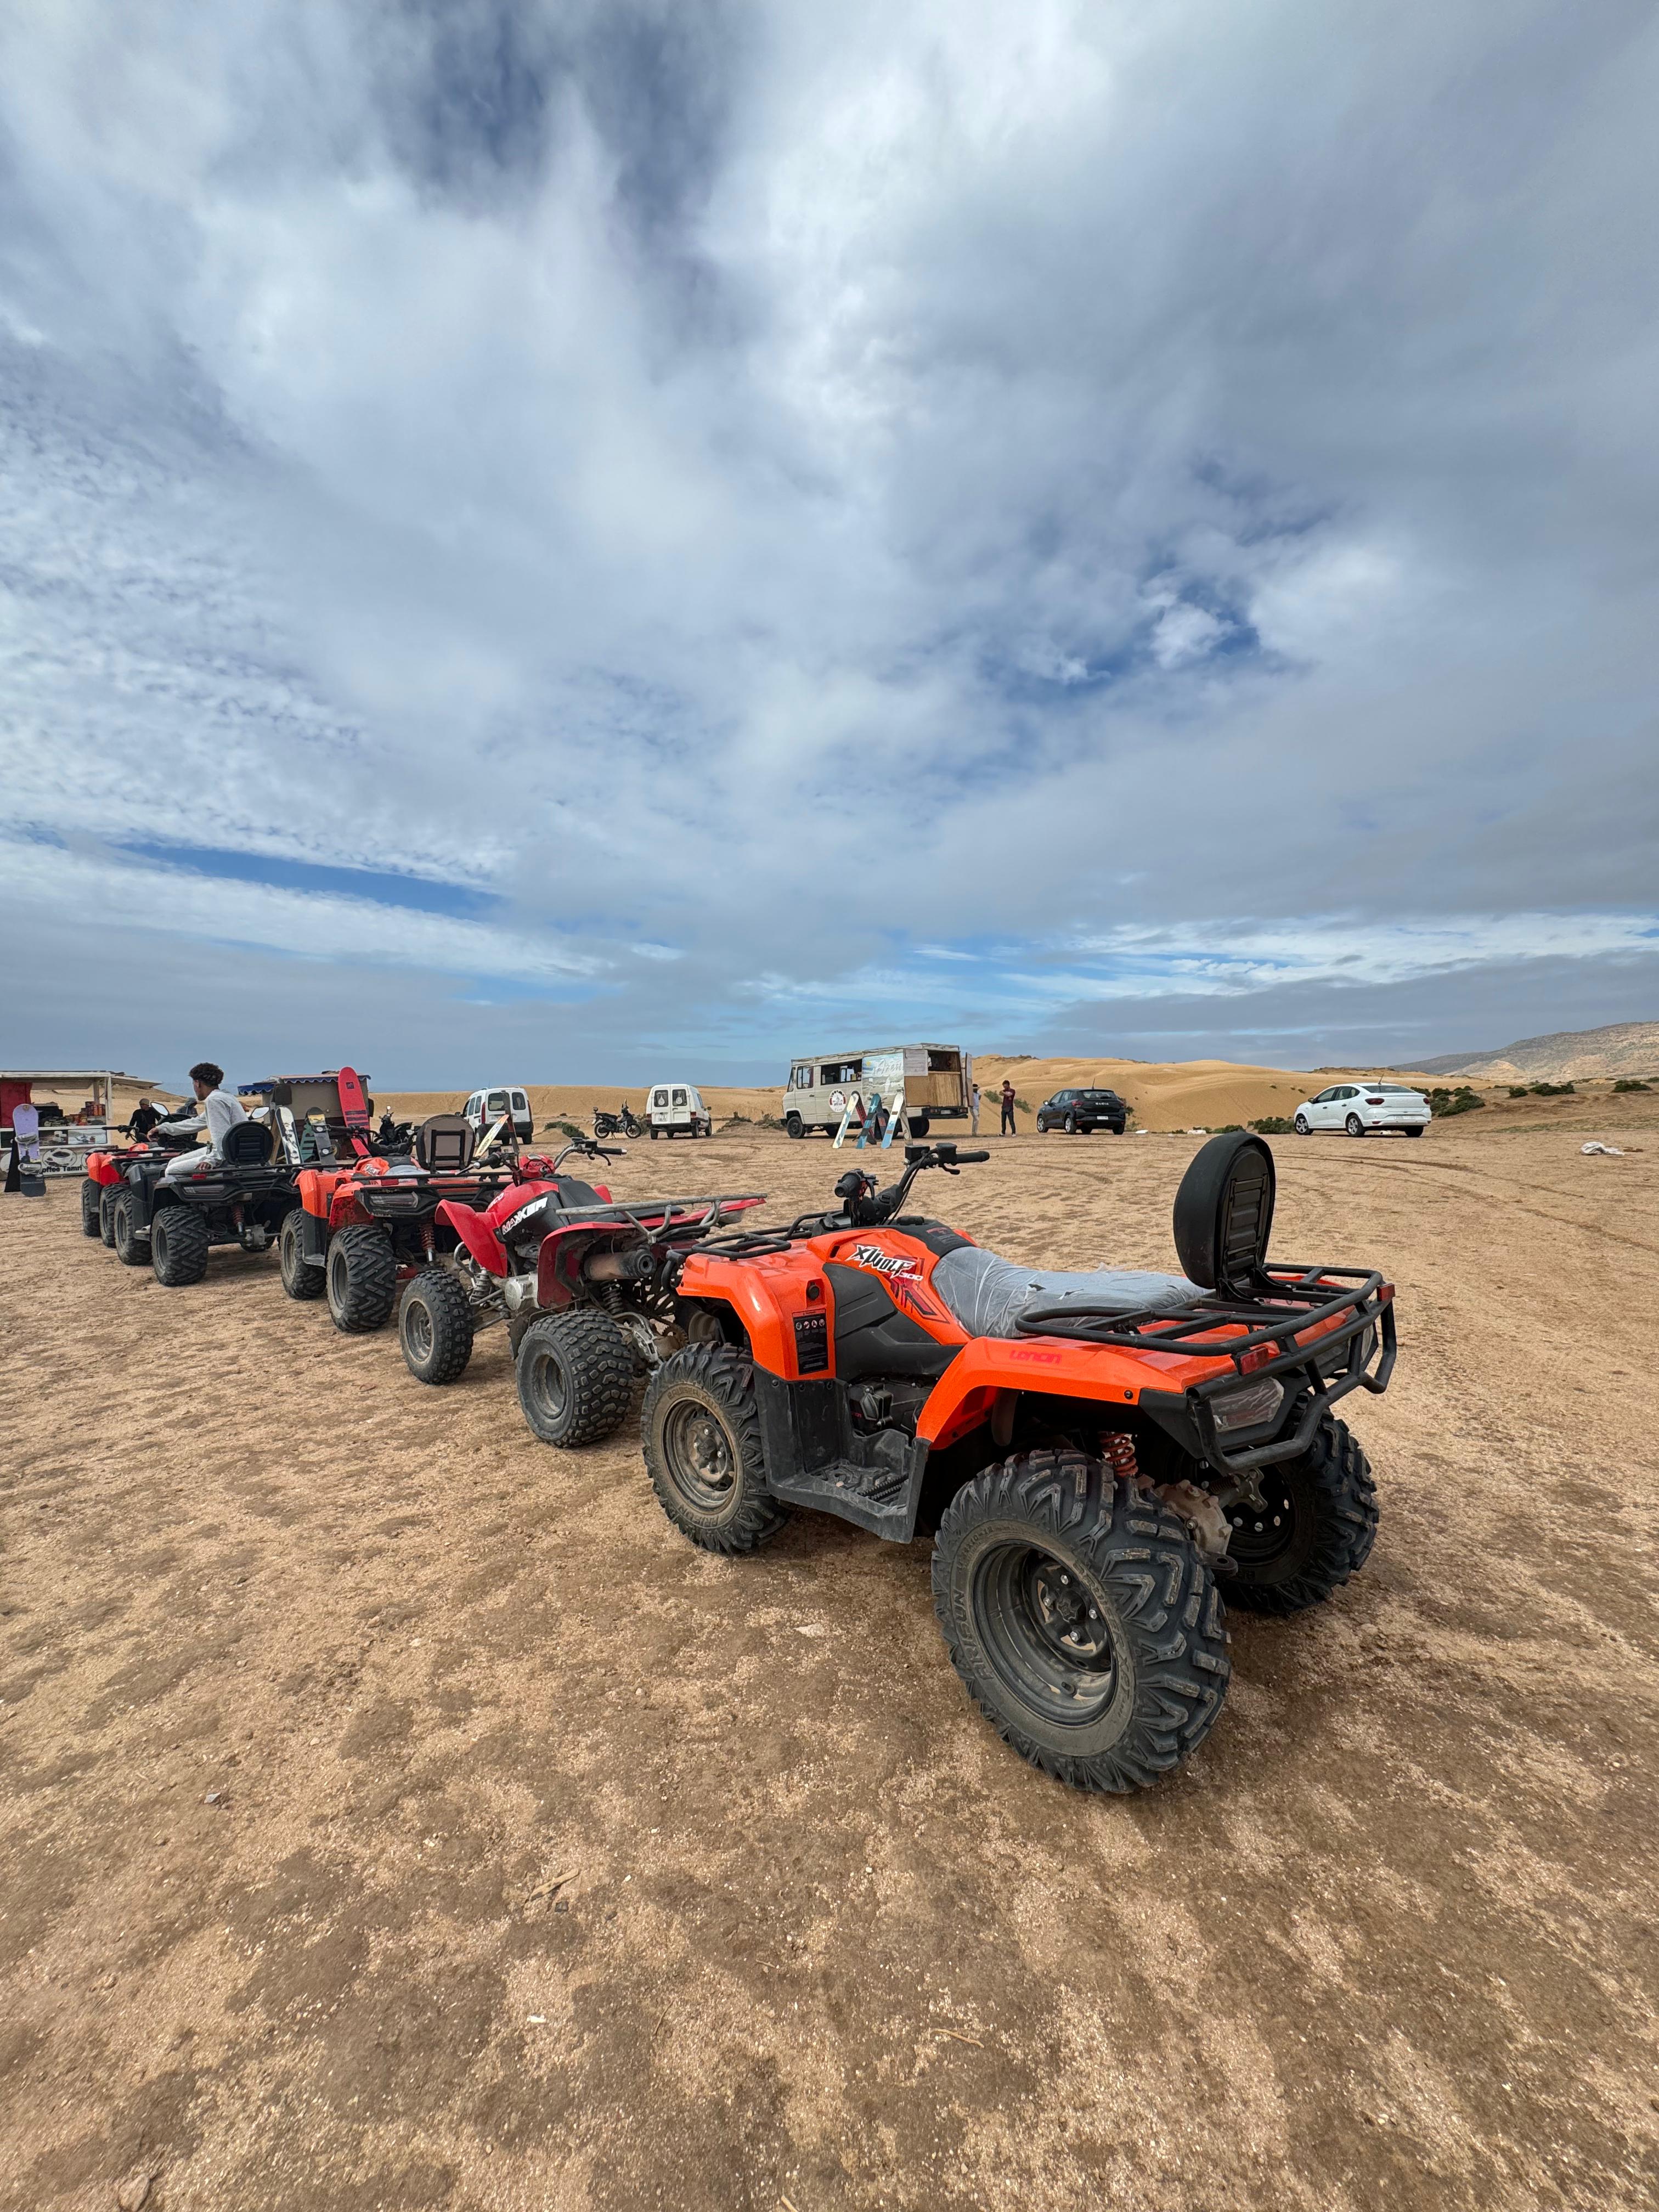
[592,1103,643,1139]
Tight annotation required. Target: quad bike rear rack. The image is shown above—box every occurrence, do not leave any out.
[1019,1263,1397,1477]
[544,1194,767,1238]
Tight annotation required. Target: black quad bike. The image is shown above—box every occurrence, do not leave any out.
[140,1120,300,1286]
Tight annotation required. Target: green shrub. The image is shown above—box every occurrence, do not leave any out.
[1528,1081,1575,1097]
[1509,1086,1528,1098]
[1212,1124,1245,1134]
[1613,1078,1651,1093]
[1014,1097,1032,1113]
[549,1120,585,1142]
[1250,1115,1296,1135]
[1427,1086,1485,1116]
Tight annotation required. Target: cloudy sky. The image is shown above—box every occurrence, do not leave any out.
[2,0,1655,1090]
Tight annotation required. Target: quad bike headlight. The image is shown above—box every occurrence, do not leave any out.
[1211,1376,1285,1433]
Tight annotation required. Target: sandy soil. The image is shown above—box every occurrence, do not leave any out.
[3,1119,1657,2211]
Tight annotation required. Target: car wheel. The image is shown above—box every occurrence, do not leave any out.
[1345,1113,1365,1138]
[1294,1114,1311,1135]
[1407,1126,1425,1138]
[1064,1113,1077,1135]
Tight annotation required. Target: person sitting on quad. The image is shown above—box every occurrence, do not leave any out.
[161,1061,249,1180]
[124,1097,161,1141]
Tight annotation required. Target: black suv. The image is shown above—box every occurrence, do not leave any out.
[1035,1086,1128,1135]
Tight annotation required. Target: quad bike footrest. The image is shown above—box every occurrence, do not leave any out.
[753,1368,929,1542]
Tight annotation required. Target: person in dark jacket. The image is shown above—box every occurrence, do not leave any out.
[125,1098,161,1140]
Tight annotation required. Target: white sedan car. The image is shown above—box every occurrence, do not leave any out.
[1294,1080,1432,1138]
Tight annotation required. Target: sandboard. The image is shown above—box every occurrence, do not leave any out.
[336,1065,370,1130]
[274,1105,303,1166]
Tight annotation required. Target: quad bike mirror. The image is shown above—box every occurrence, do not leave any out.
[1172,1131,1276,1297]
[221,1119,275,1167]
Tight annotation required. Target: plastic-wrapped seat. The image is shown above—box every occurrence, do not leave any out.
[930,1245,1205,1338]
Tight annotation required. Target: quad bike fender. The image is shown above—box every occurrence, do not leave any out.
[300,1166,351,1222]
[676,1247,831,1378]
[87,1150,129,1188]
[437,1199,509,1277]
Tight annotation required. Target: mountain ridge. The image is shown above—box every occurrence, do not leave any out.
[1413,1019,1659,1081]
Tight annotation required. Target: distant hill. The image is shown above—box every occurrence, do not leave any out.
[1414,1020,1659,1082]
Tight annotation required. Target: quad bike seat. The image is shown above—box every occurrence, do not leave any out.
[933,1131,1279,1339]
[930,1246,1205,1338]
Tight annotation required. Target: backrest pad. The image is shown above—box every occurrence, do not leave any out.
[416,1114,477,1173]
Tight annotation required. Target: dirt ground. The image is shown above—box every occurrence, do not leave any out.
[3,1120,1656,2211]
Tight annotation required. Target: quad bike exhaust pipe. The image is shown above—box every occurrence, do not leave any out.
[582,1245,653,1284]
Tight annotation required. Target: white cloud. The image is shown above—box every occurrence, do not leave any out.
[0,0,1656,1077]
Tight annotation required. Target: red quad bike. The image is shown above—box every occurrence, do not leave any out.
[286,1110,588,1335]
[642,1133,1397,1795]
[394,1137,766,1444]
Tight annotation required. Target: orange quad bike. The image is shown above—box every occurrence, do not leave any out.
[644,1133,1396,1794]
[285,1108,568,1336]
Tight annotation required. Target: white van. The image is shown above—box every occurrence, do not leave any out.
[646,1082,713,1138]
[781,1043,970,1139]
[461,1085,534,1142]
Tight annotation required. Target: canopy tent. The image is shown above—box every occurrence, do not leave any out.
[0,1071,156,1131]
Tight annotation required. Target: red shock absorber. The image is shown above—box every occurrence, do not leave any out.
[1101,1431,1140,1485]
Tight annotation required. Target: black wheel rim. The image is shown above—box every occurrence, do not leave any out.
[523,1340,568,1422]
[405,1300,433,1363]
[969,1542,1119,1726]
[1227,1471,1299,1572]
[662,1398,737,1514]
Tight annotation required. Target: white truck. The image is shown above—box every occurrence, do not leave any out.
[781,1044,972,1140]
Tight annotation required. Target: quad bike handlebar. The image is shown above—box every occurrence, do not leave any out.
[549,1136,624,1172]
[799,1141,989,1233]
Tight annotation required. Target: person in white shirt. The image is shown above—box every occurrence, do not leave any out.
[162,1061,250,1180]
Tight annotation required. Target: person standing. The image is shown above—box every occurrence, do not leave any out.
[1000,1079,1017,1136]
[161,1062,249,1180]
[970,1082,981,1135]
[124,1097,161,1141]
